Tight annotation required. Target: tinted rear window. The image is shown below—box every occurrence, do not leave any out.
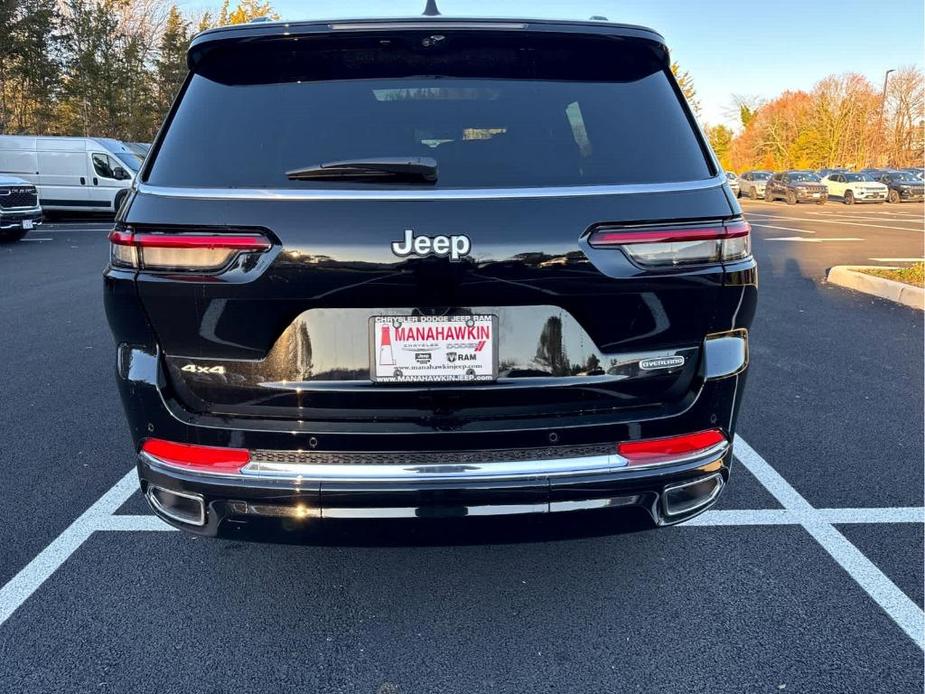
[147,31,711,189]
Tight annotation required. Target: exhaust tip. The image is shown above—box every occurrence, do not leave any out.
[662,473,724,518]
[146,485,206,526]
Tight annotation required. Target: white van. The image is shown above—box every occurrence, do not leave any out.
[0,136,143,213]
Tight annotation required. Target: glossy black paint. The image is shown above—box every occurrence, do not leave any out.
[103,16,758,536]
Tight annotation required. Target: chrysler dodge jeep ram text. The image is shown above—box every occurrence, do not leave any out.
[104,14,757,537]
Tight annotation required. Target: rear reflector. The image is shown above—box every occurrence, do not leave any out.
[588,220,750,266]
[141,438,250,473]
[618,429,727,465]
[109,230,271,271]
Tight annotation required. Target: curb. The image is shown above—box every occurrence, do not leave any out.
[827,266,924,310]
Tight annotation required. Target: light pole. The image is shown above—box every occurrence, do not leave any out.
[877,68,895,166]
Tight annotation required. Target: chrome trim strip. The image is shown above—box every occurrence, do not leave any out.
[140,441,729,483]
[146,485,206,526]
[135,176,726,202]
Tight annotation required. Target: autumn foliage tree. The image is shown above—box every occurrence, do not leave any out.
[726,70,924,171]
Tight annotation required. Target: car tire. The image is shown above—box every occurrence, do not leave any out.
[844,190,854,205]
[0,229,28,243]
[888,189,900,204]
[786,190,797,205]
[749,188,758,200]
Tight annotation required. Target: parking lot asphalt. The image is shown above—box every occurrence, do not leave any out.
[0,202,922,693]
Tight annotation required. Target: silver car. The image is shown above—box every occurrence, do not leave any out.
[726,171,740,197]
[738,170,772,199]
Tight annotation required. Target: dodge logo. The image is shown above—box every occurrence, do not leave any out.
[391,228,471,262]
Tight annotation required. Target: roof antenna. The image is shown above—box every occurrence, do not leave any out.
[422,0,441,16]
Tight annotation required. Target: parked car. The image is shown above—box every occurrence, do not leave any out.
[105,13,756,537]
[876,171,925,203]
[726,171,740,197]
[821,172,888,204]
[0,174,43,242]
[899,167,924,180]
[738,170,772,199]
[0,135,141,213]
[765,171,828,204]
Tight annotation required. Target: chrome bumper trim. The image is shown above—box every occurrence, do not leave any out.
[140,441,730,484]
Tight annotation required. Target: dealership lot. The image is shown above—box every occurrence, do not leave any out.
[0,202,922,692]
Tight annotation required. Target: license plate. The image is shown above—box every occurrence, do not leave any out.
[22,219,33,230]
[370,315,498,383]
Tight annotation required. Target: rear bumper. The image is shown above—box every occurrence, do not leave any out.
[126,334,748,536]
[138,441,731,535]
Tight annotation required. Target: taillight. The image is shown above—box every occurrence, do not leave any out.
[141,438,250,473]
[617,429,727,465]
[588,219,751,267]
[109,229,271,271]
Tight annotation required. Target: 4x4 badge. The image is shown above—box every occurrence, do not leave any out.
[181,364,226,375]
[391,228,471,262]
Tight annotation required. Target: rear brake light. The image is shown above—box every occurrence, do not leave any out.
[141,438,250,473]
[109,229,271,271]
[588,220,751,266]
[617,429,727,465]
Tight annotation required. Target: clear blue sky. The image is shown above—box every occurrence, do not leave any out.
[178,0,925,127]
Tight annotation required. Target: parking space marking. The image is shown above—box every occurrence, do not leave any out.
[35,227,112,233]
[870,257,925,262]
[19,238,53,242]
[0,469,137,628]
[733,435,925,650]
[744,213,922,233]
[749,223,815,234]
[766,237,864,242]
[0,436,922,648]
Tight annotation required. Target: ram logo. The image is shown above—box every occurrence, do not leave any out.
[639,356,685,371]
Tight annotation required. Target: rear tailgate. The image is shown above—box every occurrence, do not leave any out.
[124,20,741,427]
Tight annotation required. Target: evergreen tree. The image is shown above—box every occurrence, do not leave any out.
[155,5,190,118]
[1,0,63,133]
[671,61,700,116]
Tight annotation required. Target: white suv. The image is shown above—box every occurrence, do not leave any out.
[822,173,888,204]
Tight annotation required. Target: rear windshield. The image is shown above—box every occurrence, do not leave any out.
[146,31,711,189]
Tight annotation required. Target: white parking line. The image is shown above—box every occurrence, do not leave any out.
[745,213,922,233]
[733,435,924,650]
[750,223,815,234]
[38,227,112,233]
[765,237,864,242]
[0,469,137,627]
[0,436,922,650]
[869,258,925,263]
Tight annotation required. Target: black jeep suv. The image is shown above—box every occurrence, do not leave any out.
[104,14,756,537]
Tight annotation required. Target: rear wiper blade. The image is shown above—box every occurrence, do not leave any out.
[286,157,438,183]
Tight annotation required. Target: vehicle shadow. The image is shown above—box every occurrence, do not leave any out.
[215,507,657,547]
